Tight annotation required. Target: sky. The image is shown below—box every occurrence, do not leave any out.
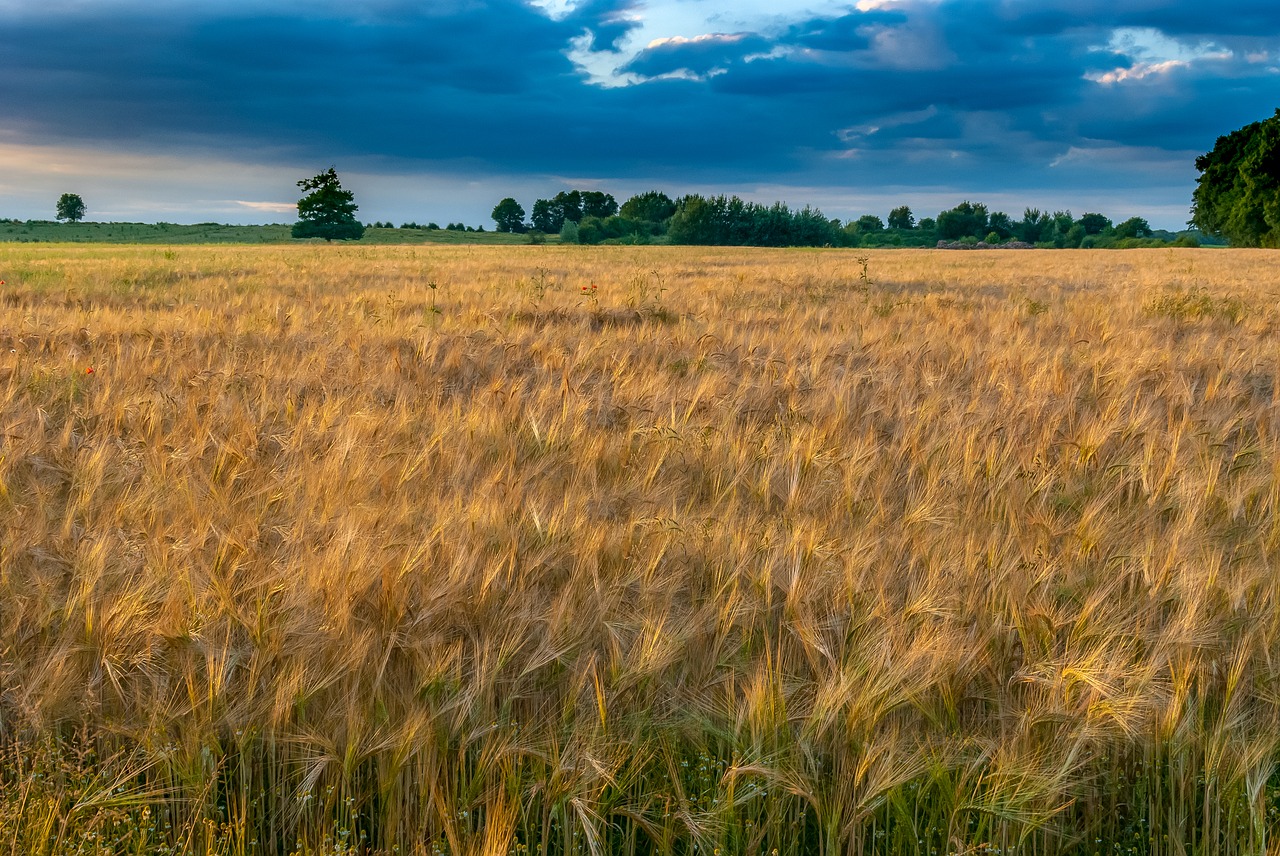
[1,0,1277,230]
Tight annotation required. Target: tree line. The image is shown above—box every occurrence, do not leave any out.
[487,191,1212,248]
[37,182,1211,249]
[475,109,1276,249]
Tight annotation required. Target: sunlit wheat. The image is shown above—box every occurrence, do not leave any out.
[1,244,1278,855]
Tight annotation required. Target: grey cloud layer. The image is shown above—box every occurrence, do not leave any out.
[1,0,1277,203]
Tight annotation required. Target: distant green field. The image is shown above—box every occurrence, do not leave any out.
[0,220,545,244]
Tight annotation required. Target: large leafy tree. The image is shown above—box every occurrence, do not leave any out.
[530,199,559,233]
[1016,208,1051,243]
[580,191,618,219]
[529,190,605,233]
[987,211,1014,239]
[1077,212,1112,235]
[56,193,86,222]
[491,198,527,233]
[620,191,676,224]
[1114,216,1151,239]
[887,205,914,230]
[292,168,364,241]
[553,190,584,224]
[1191,109,1280,247]
[936,201,989,240]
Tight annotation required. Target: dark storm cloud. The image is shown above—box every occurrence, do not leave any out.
[0,0,1277,210]
[571,0,644,50]
[0,1,577,136]
[651,0,1278,176]
[623,33,774,78]
[0,0,837,176]
[1,0,725,173]
[783,10,903,52]
[993,0,1280,39]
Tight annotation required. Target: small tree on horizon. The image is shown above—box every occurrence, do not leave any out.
[56,193,86,223]
[491,198,527,233]
[292,168,364,241]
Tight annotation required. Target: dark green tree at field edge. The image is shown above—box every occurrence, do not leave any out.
[56,193,86,223]
[292,168,364,242]
[491,198,527,233]
[1191,108,1280,248]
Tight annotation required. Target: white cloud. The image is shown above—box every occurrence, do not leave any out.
[1087,59,1190,84]
[235,200,295,213]
[1106,27,1223,62]
[854,0,939,10]
[563,32,638,88]
[644,32,750,50]
[1088,26,1232,85]
[1048,143,1193,172]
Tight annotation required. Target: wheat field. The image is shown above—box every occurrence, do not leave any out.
[1,244,1279,856]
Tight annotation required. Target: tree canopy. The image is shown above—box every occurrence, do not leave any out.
[666,195,841,247]
[491,198,527,233]
[887,205,914,230]
[56,193,86,223]
[1078,213,1112,235]
[936,201,988,240]
[619,191,676,224]
[1114,217,1151,240]
[530,193,578,233]
[292,168,364,241]
[581,191,618,219]
[529,190,619,233]
[1191,108,1280,247]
